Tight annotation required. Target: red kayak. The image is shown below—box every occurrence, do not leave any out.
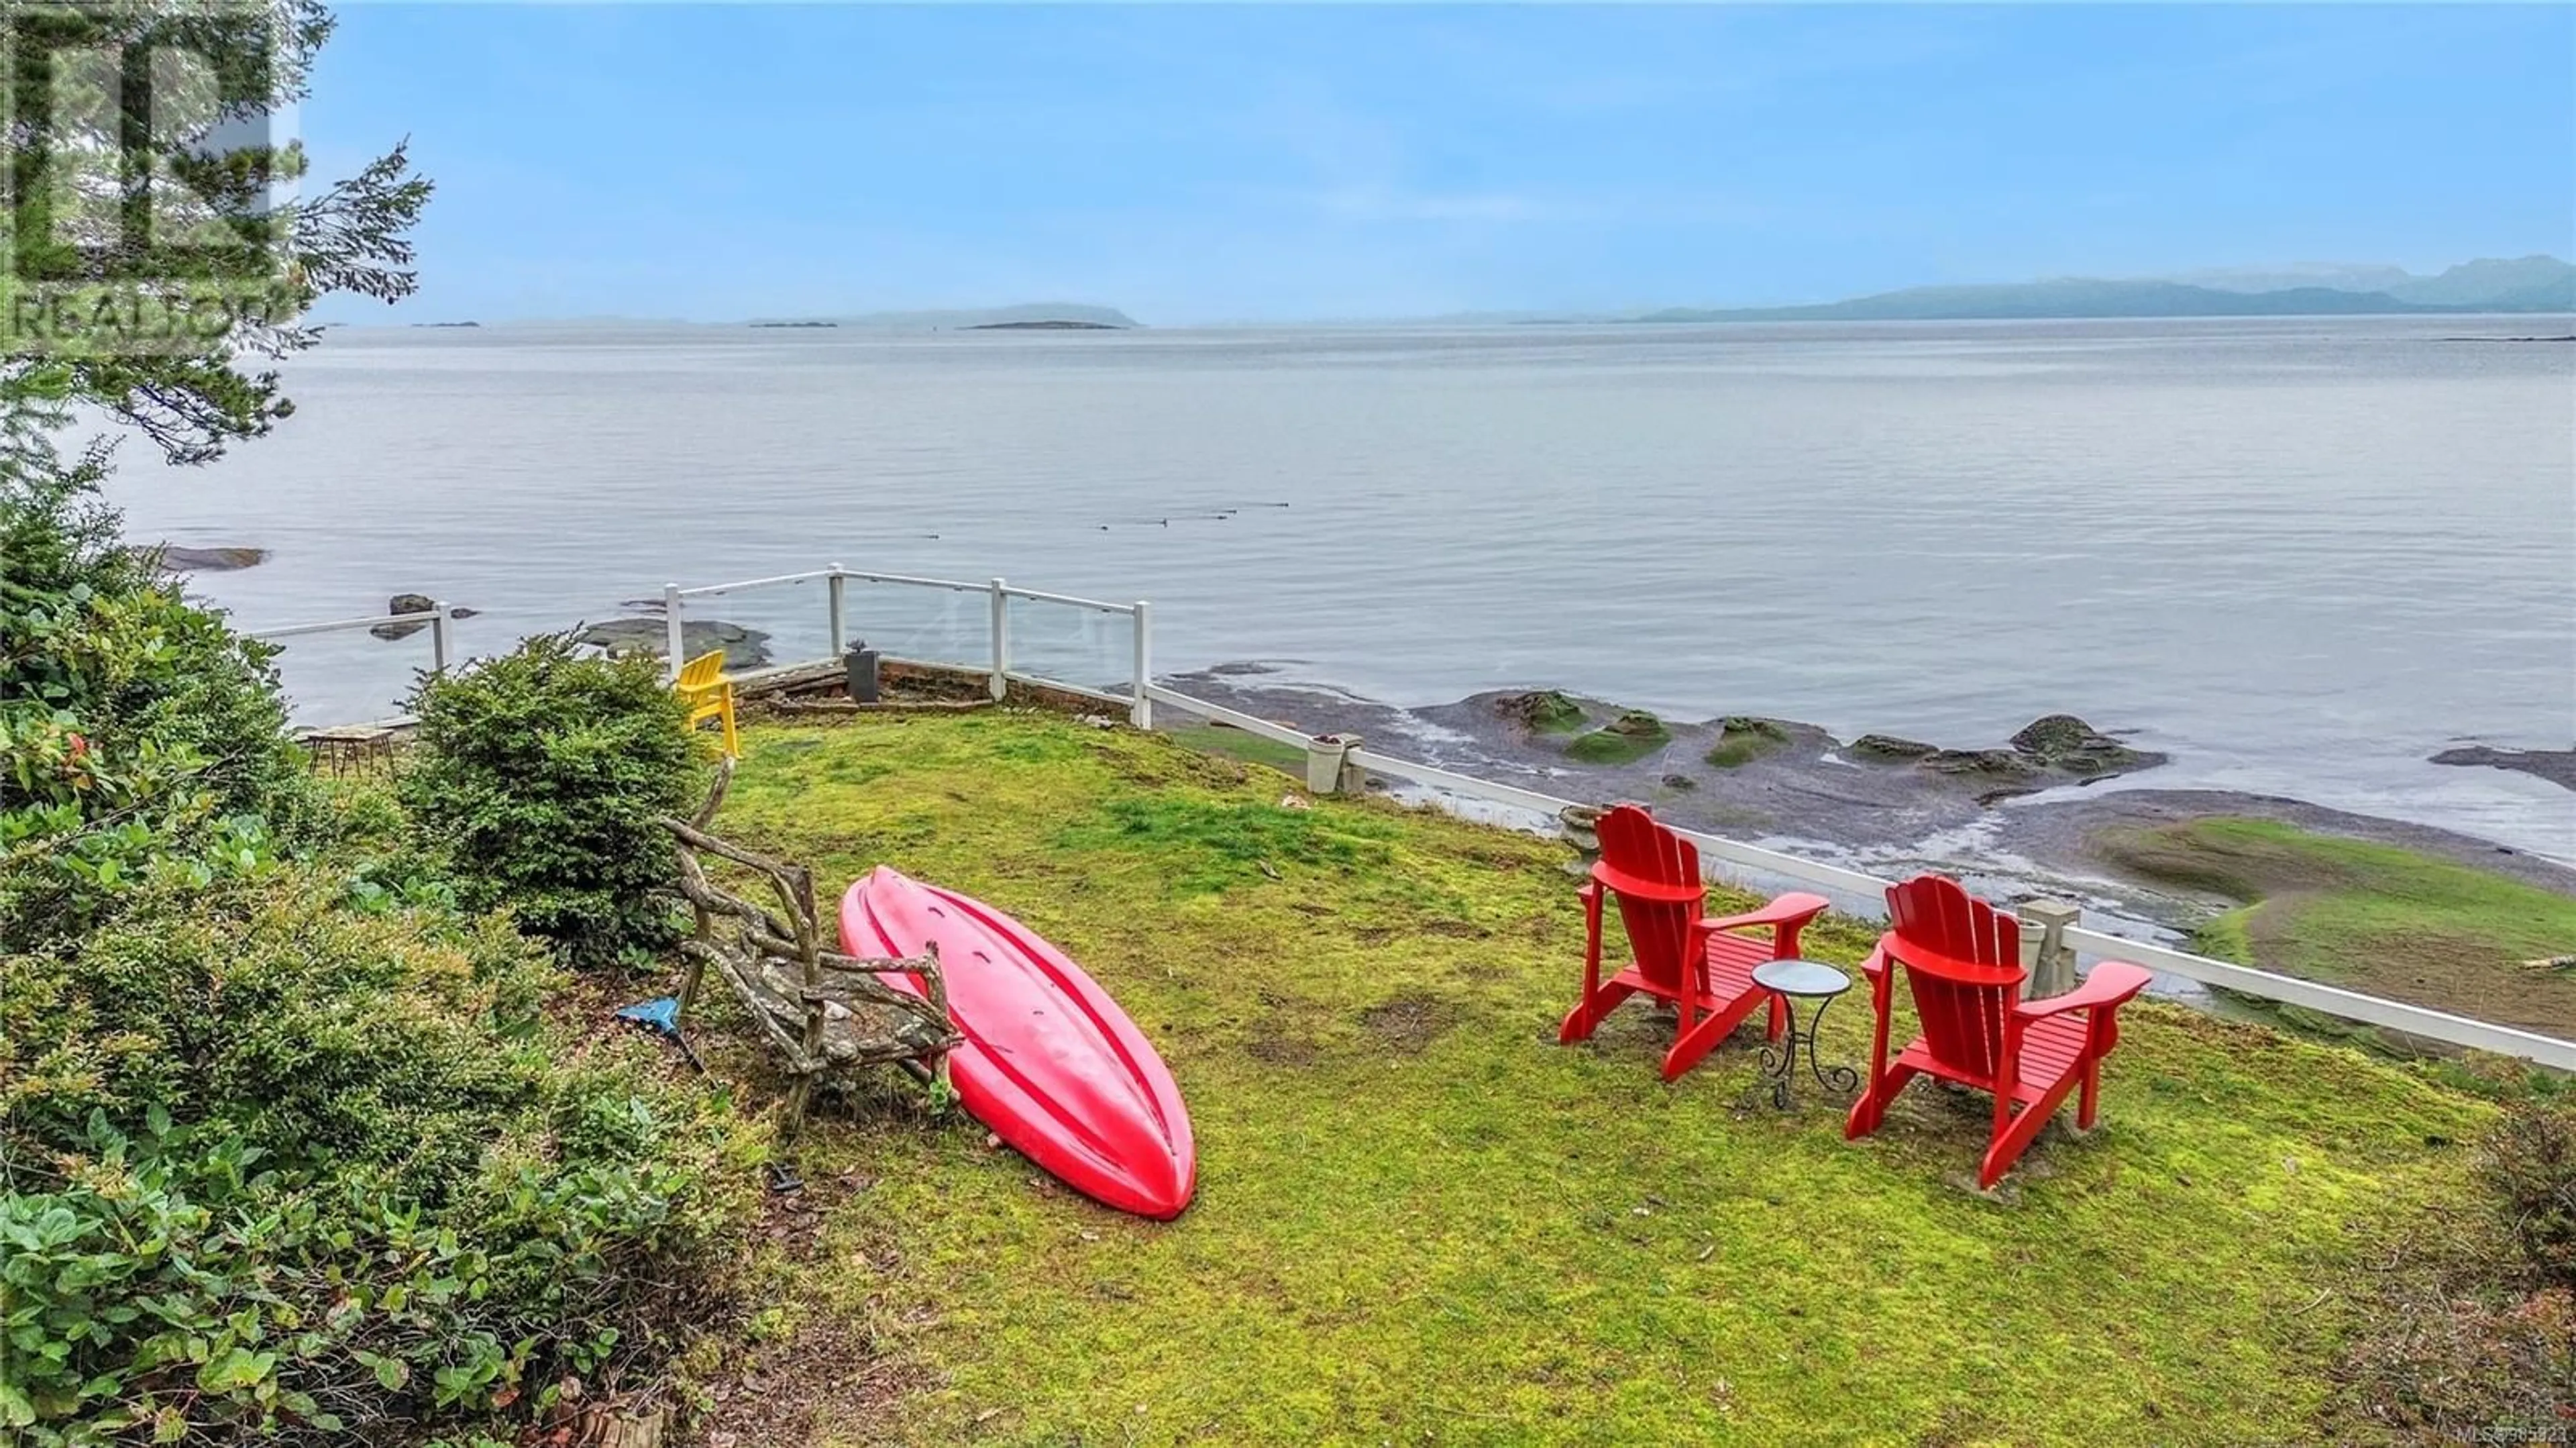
[839,866,1195,1219]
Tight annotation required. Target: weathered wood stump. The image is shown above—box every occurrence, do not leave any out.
[661,759,962,1137]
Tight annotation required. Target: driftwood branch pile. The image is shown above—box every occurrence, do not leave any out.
[661,758,963,1136]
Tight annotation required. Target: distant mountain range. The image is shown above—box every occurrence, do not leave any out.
[1625,256,2575,324]
[352,259,2573,333]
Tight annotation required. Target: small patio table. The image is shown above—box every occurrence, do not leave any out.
[1750,959,1861,1110]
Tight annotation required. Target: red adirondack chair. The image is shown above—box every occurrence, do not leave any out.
[1844,874,2153,1188]
[1558,804,1831,1082]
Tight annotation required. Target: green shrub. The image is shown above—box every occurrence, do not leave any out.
[3,871,553,1200]
[0,870,763,1446]
[0,488,759,1445]
[400,635,706,968]
[0,474,311,949]
[1,1106,754,1447]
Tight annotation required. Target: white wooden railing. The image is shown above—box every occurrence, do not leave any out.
[254,602,455,676]
[254,563,2576,1072]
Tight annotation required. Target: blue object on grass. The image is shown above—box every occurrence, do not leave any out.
[614,995,706,1073]
[615,995,682,1037]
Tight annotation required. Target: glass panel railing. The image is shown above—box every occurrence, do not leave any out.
[249,568,1139,726]
[1006,592,1136,700]
[838,578,987,672]
[260,626,442,727]
[674,574,833,674]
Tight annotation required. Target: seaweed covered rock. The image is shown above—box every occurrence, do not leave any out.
[1923,747,2041,780]
[1851,733,1939,761]
[1496,690,1587,734]
[1566,710,1670,766]
[1852,716,2162,788]
[2010,714,2159,774]
[1707,716,1793,769]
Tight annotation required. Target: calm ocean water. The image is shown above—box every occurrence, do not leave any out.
[105,317,2576,858]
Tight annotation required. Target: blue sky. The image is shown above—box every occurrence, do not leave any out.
[304,4,2576,324]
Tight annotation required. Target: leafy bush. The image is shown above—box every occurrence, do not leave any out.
[0,473,310,949]
[4,870,551,1199]
[399,635,706,968]
[0,484,757,1445]
[2480,1097,2576,1290]
[0,869,763,1446]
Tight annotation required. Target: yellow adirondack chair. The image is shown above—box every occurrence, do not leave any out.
[676,650,739,758]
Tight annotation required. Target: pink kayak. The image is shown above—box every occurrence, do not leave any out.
[839,865,1195,1219]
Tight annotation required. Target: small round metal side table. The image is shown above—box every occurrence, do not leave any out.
[1750,958,1861,1110]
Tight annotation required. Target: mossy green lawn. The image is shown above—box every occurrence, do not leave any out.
[712,714,2491,1446]
[1162,721,1309,777]
[2098,817,2576,1039]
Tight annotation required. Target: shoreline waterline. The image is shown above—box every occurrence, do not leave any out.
[114,315,2575,862]
[191,567,2576,870]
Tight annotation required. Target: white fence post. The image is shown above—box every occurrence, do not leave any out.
[827,564,847,658]
[1129,601,1153,728]
[987,577,1010,701]
[429,603,452,676]
[663,583,686,682]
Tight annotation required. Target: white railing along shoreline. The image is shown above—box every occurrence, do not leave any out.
[662,566,1153,725]
[250,564,2576,1072]
[254,601,455,680]
[1137,682,2575,1069]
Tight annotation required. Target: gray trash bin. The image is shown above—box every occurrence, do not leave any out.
[844,641,880,704]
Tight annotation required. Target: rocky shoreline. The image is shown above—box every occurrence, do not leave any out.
[2432,743,2576,793]
[1157,665,2576,923]
[1164,667,2171,849]
[575,616,773,669]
